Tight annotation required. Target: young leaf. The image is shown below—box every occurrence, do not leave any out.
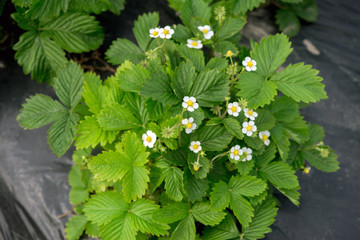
[217,17,246,41]
[83,72,106,114]
[271,63,328,103]
[194,125,233,151]
[259,161,299,189]
[133,12,159,51]
[192,202,226,226]
[173,61,196,99]
[17,94,67,129]
[153,202,190,224]
[210,181,230,211]
[164,167,185,201]
[170,214,196,240]
[54,61,84,109]
[229,175,267,197]
[201,214,240,240]
[275,9,301,37]
[115,61,150,92]
[106,38,143,65]
[250,33,293,78]
[65,215,88,240]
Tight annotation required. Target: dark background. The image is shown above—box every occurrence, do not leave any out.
[0,0,359,239]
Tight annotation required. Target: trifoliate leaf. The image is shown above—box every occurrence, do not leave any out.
[170,214,196,240]
[217,17,246,41]
[153,202,190,224]
[277,187,300,206]
[270,124,290,160]
[164,167,185,201]
[69,165,88,205]
[105,38,143,65]
[176,44,205,71]
[236,72,277,109]
[13,31,67,83]
[17,94,67,129]
[65,215,88,240]
[192,202,226,226]
[83,72,106,114]
[271,63,327,103]
[242,198,278,240]
[229,175,267,197]
[97,102,142,130]
[232,0,266,15]
[180,0,211,27]
[269,95,299,123]
[194,125,233,151]
[133,12,159,51]
[303,149,339,172]
[255,109,276,131]
[43,12,103,53]
[230,193,254,228]
[210,181,230,211]
[250,33,293,78]
[201,214,240,240]
[173,61,197,99]
[223,118,244,140]
[183,169,209,202]
[275,9,301,37]
[259,161,299,189]
[54,61,84,109]
[115,61,150,92]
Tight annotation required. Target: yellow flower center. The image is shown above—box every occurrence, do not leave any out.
[231,106,237,112]
[248,110,253,116]
[163,29,169,35]
[203,29,208,34]
[226,50,233,57]
[234,150,239,156]
[247,61,253,67]
[193,144,199,150]
[191,41,198,47]
[146,136,152,142]
[194,165,200,171]
[262,135,268,141]
[153,31,158,36]
[246,125,252,131]
[186,123,192,129]
[304,167,310,174]
[187,100,194,106]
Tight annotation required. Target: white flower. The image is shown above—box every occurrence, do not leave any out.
[259,130,270,146]
[230,145,243,161]
[182,117,197,134]
[159,26,174,39]
[241,147,253,161]
[242,57,257,71]
[187,39,203,49]
[190,141,202,153]
[182,96,199,112]
[198,25,214,39]
[142,130,157,148]
[242,121,257,136]
[227,102,241,117]
[244,108,258,120]
[149,28,161,38]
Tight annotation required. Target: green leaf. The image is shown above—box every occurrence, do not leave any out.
[194,125,233,151]
[230,193,254,228]
[128,199,169,236]
[180,0,211,27]
[13,31,67,83]
[214,41,239,56]
[54,61,84,109]
[269,95,299,123]
[85,221,99,238]
[302,124,325,148]
[17,94,67,129]
[259,161,299,189]
[210,181,230,211]
[236,72,277,109]
[28,0,68,21]
[133,12,159,51]
[164,167,185,201]
[153,202,190,224]
[69,165,88,205]
[303,149,339,172]
[115,61,150,92]
[97,102,142,130]
[279,115,309,143]
[173,61,196,99]
[242,198,278,239]
[270,124,290,160]
[176,44,205,71]
[229,175,267,197]
[84,191,129,225]
[217,17,246,41]
[65,215,88,240]
[107,0,126,15]
[232,0,265,15]
[275,9,301,37]
[172,24,192,42]
[83,72,106,114]
[192,202,226,226]
[250,33,293,78]
[206,57,229,71]
[292,0,318,22]
[254,109,276,131]
[12,0,32,7]
[256,143,277,168]
[183,169,209,202]
[170,215,196,240]
[277,187,300,206]
[42,12,104,53]
[236,160,255,176]
[190,69,230,107]
[68,0,109,14]
[271,63,327,103]
[223,118,244,140]
[202,214,240,240]
[99,214,136,240]
[48,112,78,157]
[106,38,143,65]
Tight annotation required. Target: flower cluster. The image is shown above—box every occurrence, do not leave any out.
[149,26,174,39]
[187,25,214,49]
[229,145,253,162]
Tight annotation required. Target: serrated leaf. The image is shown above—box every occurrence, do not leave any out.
[133,12,159,51]
[170,214,196,240]
[173,61,196,99]
[201,214,240,240]
[223,118,244,139]
[217,17,246,41]
[83,72,106,114]
[65,215,88,240]
[146,99,165,121]
[242,198,278,239]
[236,72,277,109]
[292,0,318,22]
[279,115,309,143]
[302,124,325,148]
[275,9,301,37]
[303,149,339,172]
[172,24,192,42]
[48,112,78,157]
[277,187,300,206]
[68,0,109,14]
[236,160,255,176]
[269,95,299,123]
[194,125,233,151]
[188,153,210,179]
[17,94,67,129]
[192,202,226,226]
[205,57,228,71]
[69,165,88,204]
[153,202,190,224]
[271,63,327,103]
[97,102,142,130]
[85,221,99,238]
[254,109,276,131]
[105,38,143,65]
[256,143,277,168]
[54,61,84,109]
[180,0,211,27]
[43,12,103,53]
[250,33,293,78]
[183,169,209,202]
[28,0,68,21]
[100,214,137,240]
[259,161,299,189]
[176,44,205,71]
[232,0,265,15]
[210,181,230,211]
[270,124,290,160]
[116,61,150,92]
[164,167,185,201]
[230,193,254,228]
[229,175,267,197]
